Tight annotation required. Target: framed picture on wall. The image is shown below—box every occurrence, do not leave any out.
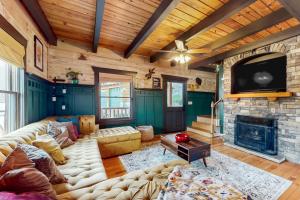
[34,35,43,72]
[152,77,161,89]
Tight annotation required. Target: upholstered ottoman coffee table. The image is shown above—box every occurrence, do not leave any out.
[90,126,141,158]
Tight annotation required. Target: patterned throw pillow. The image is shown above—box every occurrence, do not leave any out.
[0,147,35,176]
[32,135,66,165]
[47,122,75,148]
[18,144,67,184]
[57,117,80,133]
[0,192,52,200]
[0,168,57,199]
[56,127,74,148]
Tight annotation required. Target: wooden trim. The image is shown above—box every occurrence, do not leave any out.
[124,0,180,58]
[92,66,137,76]
[189,25,300,69]
[20,0,57,45]
[205,8,291,50]
[161,74,188,82]
[279,0,300,21]
[196,67,216,73]
[0,15,27,47]
[224,92,293,102]
[93,66,136,125]
[92,0,105,53]
[150,0,255,63]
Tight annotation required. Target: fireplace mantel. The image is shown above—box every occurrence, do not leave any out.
[224,92,293,101]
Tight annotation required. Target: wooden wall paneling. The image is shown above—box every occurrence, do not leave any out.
[20,0,57,45]
[124,0,181,58]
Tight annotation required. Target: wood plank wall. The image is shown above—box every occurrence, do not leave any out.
[47,40,216,92]
[0,0,49,79]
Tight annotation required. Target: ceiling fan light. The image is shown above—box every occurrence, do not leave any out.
[184,55,191,62]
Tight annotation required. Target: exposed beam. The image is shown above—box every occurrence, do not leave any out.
[124,0,180,58]
[92,0,105,53]
[278,0,300,21]
[189,25,300,69]
[205,8,291,50]
[20,0,57,45]
[150,0,255,63]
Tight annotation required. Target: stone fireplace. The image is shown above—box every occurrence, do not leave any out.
[223,36,300,163]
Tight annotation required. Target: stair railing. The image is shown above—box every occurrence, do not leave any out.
[210,98,224,134]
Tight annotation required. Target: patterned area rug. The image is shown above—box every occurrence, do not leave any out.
[119,144,292,200]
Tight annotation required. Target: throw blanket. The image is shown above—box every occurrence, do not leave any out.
[157,166,251,200]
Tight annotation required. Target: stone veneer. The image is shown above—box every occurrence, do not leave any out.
[223,36,300,163]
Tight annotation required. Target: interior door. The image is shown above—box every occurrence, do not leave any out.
[162,75,187,133]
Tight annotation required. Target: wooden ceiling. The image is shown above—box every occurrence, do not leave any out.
[22,0,300,71]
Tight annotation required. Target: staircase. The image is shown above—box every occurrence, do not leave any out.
[187,115,221,138]
[187,99,223,138]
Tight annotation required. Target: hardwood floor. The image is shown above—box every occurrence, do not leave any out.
[102,133,300,199]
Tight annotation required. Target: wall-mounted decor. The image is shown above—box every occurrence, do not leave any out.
[152,77,161,89]
[66,68,83,84]
[34,35,43,71]
[145,68,155,80]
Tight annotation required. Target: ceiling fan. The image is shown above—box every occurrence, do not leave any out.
[154,40,211,65]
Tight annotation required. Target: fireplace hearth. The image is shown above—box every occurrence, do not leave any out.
[234,115,278,155]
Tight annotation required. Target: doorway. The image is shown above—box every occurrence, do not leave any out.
[162,75,187,133]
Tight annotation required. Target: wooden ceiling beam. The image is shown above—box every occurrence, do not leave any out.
[92,0,105,53]
[204,8,291,50]
[20,0,57,45]
[124,0,180,58]
[189,25,300,69]
[278,0,300,21]
[150,0,256,63]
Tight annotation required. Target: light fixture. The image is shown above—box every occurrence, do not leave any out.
[174,54,191,64]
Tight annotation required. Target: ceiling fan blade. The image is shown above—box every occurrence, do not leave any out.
[175,40,185,51]
[152,49,178,53]
[187,48,212,54]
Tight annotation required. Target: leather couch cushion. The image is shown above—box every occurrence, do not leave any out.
[89,126,141,144]
[57,160,187,200]
[53,139,107,195]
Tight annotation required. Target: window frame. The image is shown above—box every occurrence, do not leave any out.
[93,67,136,126]
[167,81,184,108]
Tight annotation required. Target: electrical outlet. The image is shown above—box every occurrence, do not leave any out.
[62,105,66,110]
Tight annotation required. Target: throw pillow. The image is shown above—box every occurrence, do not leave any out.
[47,122,74,148]
[0,168,57,199]
[0,192,51,200]
[56,117,80,133]
[55,127,74,148]
[32,135,66,165]
[0,192,52,200]
[18,144,67,184]
[73,125,79,138]
[0,147,35,176]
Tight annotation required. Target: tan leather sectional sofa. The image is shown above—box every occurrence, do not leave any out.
[0,117,186,200]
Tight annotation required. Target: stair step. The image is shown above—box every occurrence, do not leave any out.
[192,121,211,132]
[187,127,214,138]
[197,116,220,126]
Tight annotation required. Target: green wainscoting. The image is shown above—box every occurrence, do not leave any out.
[186,92,215,126]
[25,74,51,124]
[135,89,164,134]
[50,84,96,116]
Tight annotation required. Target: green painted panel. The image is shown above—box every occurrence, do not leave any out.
[135,89,163,134]
[217,65,224,133]
[186,92,215,126]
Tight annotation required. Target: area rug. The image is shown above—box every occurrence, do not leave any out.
[119,144,292,200]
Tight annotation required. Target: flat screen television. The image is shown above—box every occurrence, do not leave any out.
[231,53,287,93]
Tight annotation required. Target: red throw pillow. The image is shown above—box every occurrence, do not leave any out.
[73,125,79,138]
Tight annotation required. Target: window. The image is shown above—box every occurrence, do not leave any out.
[99,73,132,120]
[167,82,183,107]
[0,59,24,135]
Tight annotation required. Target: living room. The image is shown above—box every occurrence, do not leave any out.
[1,0,300,199]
